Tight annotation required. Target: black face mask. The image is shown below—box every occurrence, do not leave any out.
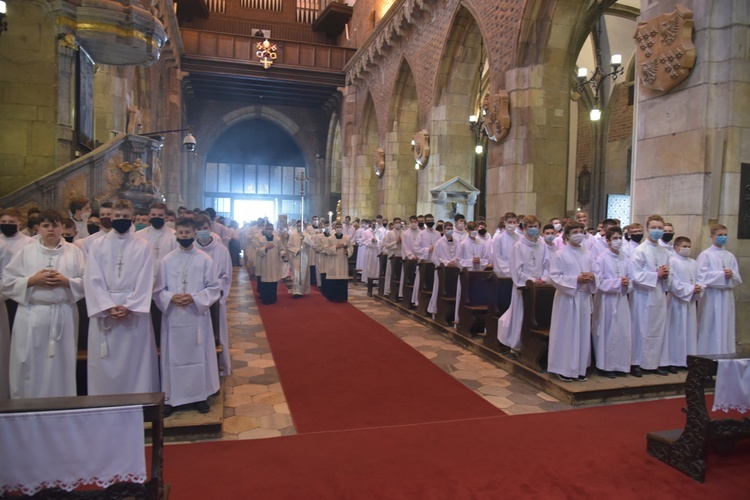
[425,221,435,228]
[630,233,644,243]
[661,233,674,243]
[87,224,100,234]
[111,219,132,234]
[0,224,19,237]
[63,235,75,243]
[150,217,165,229]
[418,222,425,229]
[478,228,487,236]
[99,217,113,230]
[624,233,631,241]
[177,237,194,248]
[435,225,444,233]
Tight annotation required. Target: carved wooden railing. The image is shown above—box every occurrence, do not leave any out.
[0,134,162,213]
[181,28,355,71]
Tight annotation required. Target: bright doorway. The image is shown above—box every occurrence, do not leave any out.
[234,199,276,226]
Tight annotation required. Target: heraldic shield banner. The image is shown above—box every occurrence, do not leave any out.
[634,5,696,93]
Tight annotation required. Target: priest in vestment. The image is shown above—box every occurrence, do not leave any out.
[84,200,159,395]
[323,221,353,302]
[630,215,672,376]
[3,210,85,398]
[155,218,221,415]
[194,214,233,376]
[696,224,742,354]
[498,216,549,352]
[548,222,598,382]
[591,227,632,378]
[255,223,286,305]
[287,220,310,298]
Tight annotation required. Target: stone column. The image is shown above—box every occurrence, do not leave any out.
[632,0,750,345]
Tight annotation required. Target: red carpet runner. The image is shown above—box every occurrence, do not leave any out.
[253,282,502,432]
[163,397,750,499]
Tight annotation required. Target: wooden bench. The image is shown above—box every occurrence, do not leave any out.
[482,275,514,352]
[518,280,556,372]
[388,256,403,303]
[456,269,494,338]
[435,265,461,327]
[373,253,388,297]
[401,258,419,309]
[416,261,436,317]
[0,393,166,499]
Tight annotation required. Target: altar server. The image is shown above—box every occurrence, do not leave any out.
[2,210,86,398]
[155,217,220,415]
[547,222,597,382]
[194,214,233,375]
[255,222,286,305]
[498,215,549,352]
[457,222,491,270]
[492,212,520,277]
[630,215,671,377]
[287,220,310,298]
[427,222,458,316]
[80,202,114,256]
[136,202,177,278]
[662,236,702,368]
[381,218,403,295]
[84,199,159,395]
[591,227,632,378]
[412,214,441,305]
[324,221,354,302]
[0,209,34,254]
[696,224,742,354]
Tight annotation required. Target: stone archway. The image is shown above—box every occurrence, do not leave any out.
[344,94,379,218]
[384,58,419,219]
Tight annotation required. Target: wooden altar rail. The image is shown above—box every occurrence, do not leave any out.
[181,29,355,71]
[0,393,165,500]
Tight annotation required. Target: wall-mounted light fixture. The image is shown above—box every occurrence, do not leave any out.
[575,4,624,121]
[469,113,487,154]
[0,1,8,36]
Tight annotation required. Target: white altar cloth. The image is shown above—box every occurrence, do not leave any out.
[712,359,750,414]
[0,405,146,495]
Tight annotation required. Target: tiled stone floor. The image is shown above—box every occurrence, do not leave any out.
[219,268,569,441]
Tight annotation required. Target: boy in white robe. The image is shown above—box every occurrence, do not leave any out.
[194,214,233,376]
[381,218,403,295]
[457,222,491,270]
[412,214,441,305]
[84,199,160,395]
[696,223,742,354]
[155,218,220,416]
[498,216,549,352]
[427,222,458,315]
[492,212,520,277]
[663,236,703,368]
[360,220,379,284]
[287,220,310,298]
[548,222,598,382]
[399,216,421,297]
[3,210,85,398]
[255,223,286,305]
[630,215,671,377]
[0,241,11,399]
[136,202,177,277]
[542,224,558,254]
[592,227,632,378]
[324,221,354,302]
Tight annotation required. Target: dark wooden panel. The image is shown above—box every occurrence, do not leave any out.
[235,38,251,60]
[218,34,236,58]
[198,32,218,57]
[740,163,750,239]
[299,44,316,67]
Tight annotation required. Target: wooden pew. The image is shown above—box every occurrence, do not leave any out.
[401,258,419,309]
[0,393,165,499]
[374,253,388,297]
[388,256,403,303]
[416,261,436,317]
[435,265,461,327]
[518,280,556,372]
[482,275,514,352]
[348,244,358,277]
[456,269,494,338]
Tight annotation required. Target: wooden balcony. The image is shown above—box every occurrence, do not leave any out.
[181,28,356,108]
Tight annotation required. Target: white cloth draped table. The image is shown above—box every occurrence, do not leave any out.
[712,359,750,414]
[0,405,146,495]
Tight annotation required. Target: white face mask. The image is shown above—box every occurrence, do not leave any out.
[678,246,691,258]
[445,229,453,236]
[506,223,517,232]
[569,233,585,245]
[470,230,478,238]
[456,222,465,231]
[553,223,562,232]
[544,234,555,244]
[196,229,211,242]
[165,221,176,230]
[610,239,623,250]
[81,211,92,221]
[394,224,401,230]
[335,228,343,235]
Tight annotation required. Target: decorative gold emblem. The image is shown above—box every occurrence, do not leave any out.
[481,92,511,143]
[413,129,430,168]
[633,5,695,92]
[256,39,278,69]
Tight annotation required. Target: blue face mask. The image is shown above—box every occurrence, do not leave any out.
[649,229,664,241]
[715,235,728,246]
[526,227,539,238]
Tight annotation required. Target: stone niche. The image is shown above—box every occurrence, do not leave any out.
[430,177,480,222]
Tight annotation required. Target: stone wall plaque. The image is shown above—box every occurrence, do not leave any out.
[413,129,430,168]
[373,147,385,178]
[482,92,511,142]
[633,5,696,93]
[739,163,750,239]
